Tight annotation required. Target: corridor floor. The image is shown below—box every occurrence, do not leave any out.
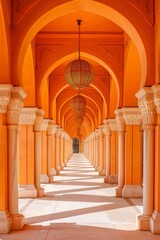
[0,154,160,240]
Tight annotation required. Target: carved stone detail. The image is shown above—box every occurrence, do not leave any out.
[103,119,111,135]
[136,87,156,129]
[152,84,160,114]
[0,85,12,113]
[7,87,26,125]
[122,107,142,125]
[115,109,126,132]
[34,109,44,132]
[19,107,38,125]
[109,119,118,131]
[47,120,54,135]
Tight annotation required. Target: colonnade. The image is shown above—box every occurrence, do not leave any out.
[84,85,160,234]
[0,85,72,233]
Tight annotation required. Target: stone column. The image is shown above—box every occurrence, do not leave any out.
[108,119,118,184]
[150,84,160,234]
[34,109,44,197]
[7,86,26,230]
[51,124,58,177]
[60,129,65,169]
[55,126,61,174]
[122,107,143,198]
[95,129,99,170]
[115,109,126,197]
[47,120,54,183]
[0,84,12,233]
[103,119,111,183]
[136,87,156,231]
[98,125,105,175]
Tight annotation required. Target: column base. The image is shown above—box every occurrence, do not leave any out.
[150,210,160,234]
[11,213,24,230]
[122,185,143,198]
[101,169,106,176]
[115,187,122,197]
[104,176,109,183]
[48,175,54,183]
[18,184,37,198]
[37,187,44,197]
[0,210,12,233]
[137,214,150,231]
[40,174,49,183]
[50,168,57,176]
[108,174,118,184]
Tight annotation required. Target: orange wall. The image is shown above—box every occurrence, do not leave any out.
[0,113,8,210]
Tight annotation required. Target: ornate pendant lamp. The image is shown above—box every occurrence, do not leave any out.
[71,95,86,112]
[65,19,94,90]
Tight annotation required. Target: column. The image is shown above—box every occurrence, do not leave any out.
[51,124,58,177]
[55,126,61,174]
[47,120,54,183]
[95,129,99,170]
[150,84,160,234]
[7,86,26,230]
[0,84,12,233]
[108,119,118,184]
[122,107,143,198]
[98,125,105,175]
[136,87,156,231]
[103,119,111,183]
[34,109,44,197]
[18,107,38,198]
[115,109,126,197]
[60,129,65,169]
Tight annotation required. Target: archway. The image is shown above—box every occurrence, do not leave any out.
[73,138,79,153]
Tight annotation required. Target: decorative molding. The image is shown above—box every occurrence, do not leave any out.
[47,120,54,135]
[34,109,44,131]
[122,107,142,125]
[103,119,111,135]
[19,107,38,125]
[0,84,12,113]
[41,119,49,131]
[115,109,126,131]
[7,87,26,125]
[109,119,118,131]
[136,87,156,128]
[152,84,160,114]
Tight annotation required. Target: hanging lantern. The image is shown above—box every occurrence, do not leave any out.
[71,95,86,111]
[65,59,94,90]
[74,109,85,118]
[65,19,94,90]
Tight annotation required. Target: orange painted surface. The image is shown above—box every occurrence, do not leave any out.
[125,125,142,185]
[111,131,118,175]
[0,114,8,210]
[155,119,160,210]
[19,125,35,185]
[41,131,47,174]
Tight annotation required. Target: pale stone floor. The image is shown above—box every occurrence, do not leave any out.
[1,154,160,240]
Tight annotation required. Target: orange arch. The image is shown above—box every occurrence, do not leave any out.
[12,0,147,89]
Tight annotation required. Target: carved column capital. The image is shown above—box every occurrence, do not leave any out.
[0,84,12,113]
[7,86,26,125]
[115,108,126,132]
[108,119,118,131]
[103,119,111,135]
[136,87,156,129]
[98,125,104,138]
[19,107,38,125]
[34,109,45,132]
[152,84,160,114]
[47,120,55,135]
[122,107,142,125]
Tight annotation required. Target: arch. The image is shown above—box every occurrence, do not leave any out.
[13,0,147,92]
[0,2,10,83]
